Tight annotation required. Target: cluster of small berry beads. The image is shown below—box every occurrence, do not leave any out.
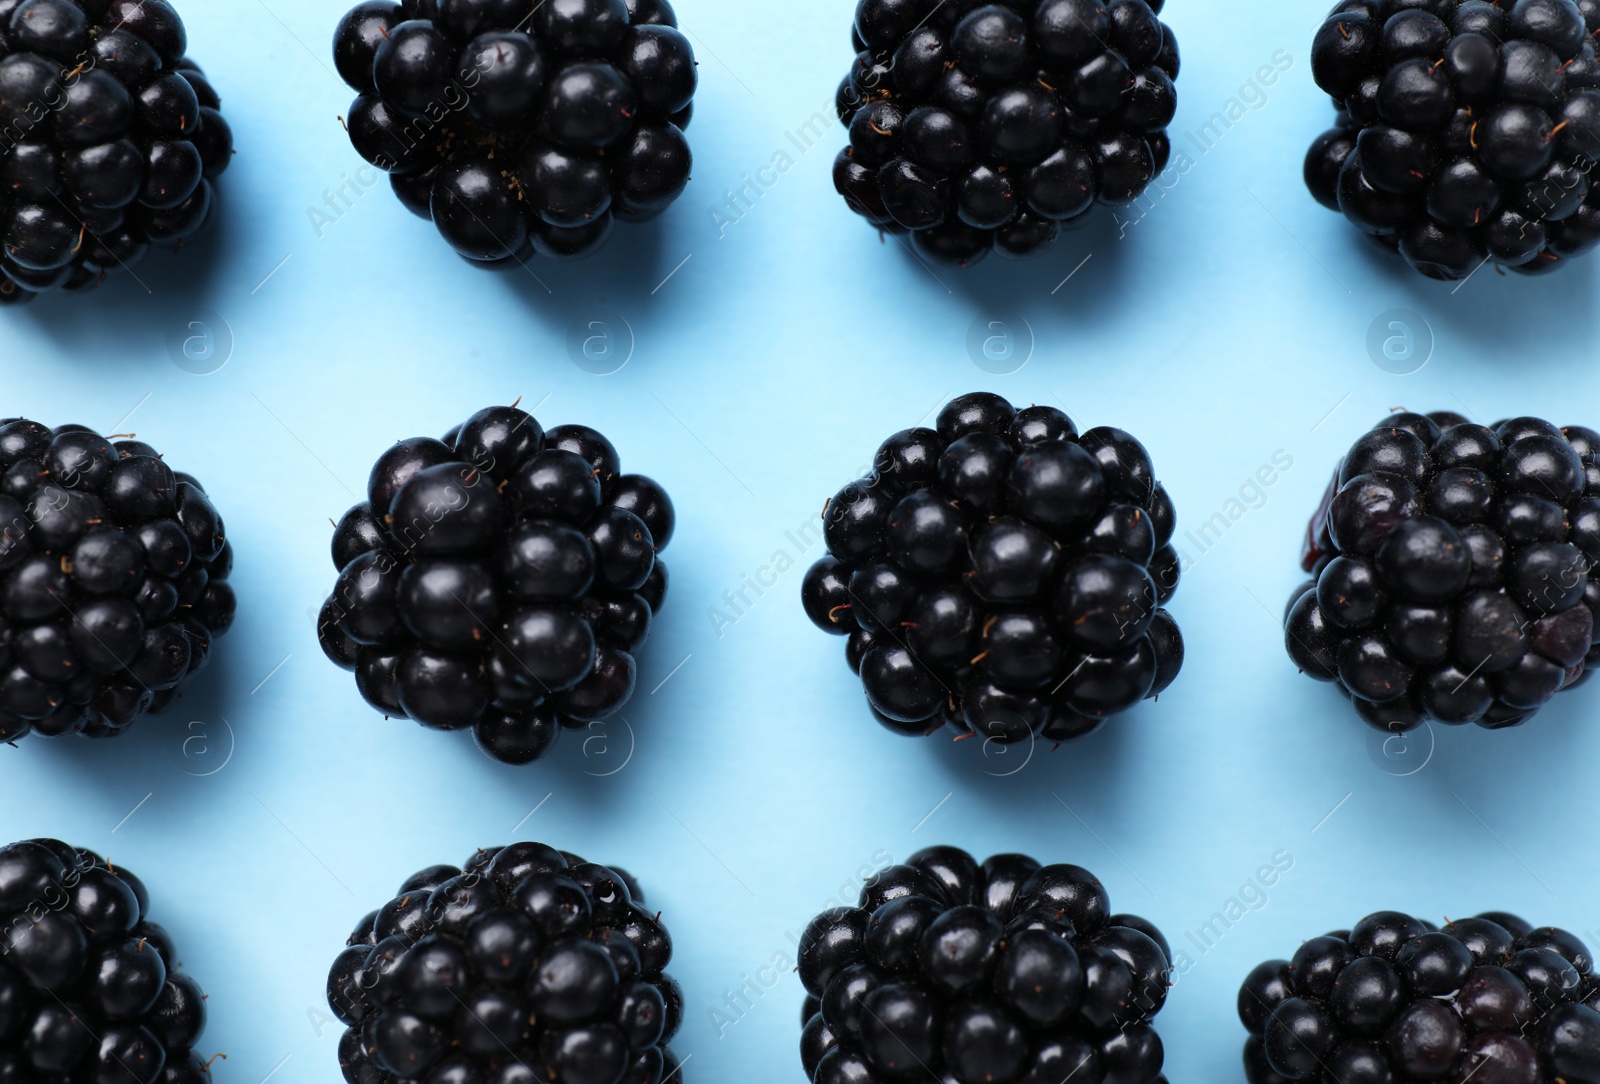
[1286,411,1600,732]
[332,0,696,263]
[327,842,682,1084]
[802,392,1182,747]
[1305,0,1600,279]
[832,0,1180,266]
[0,0,233,302]
[317,406,672,766]
[799,847,1172,1084]
[0,839,216,1083]
[0,419,234,743]
[1240,910,1600,1084]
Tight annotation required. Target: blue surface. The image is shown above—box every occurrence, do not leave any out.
[2,0,1600,1081]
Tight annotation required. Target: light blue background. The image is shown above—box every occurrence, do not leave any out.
[1,0,1598,1081]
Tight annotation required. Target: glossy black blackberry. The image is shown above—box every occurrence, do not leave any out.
[0,419,234,743]
[1305,0,1600,279]
[1241,910,1600,1084]
[0,0,233,303]
[317,404,673,766]
[0,839,217,1083]
[1287,411,1600,732]
[328,842,681,1084]
[832,0,1180,266]
[802,392,1183,748]
[332,0,696,264]
[800,846,1172,1084]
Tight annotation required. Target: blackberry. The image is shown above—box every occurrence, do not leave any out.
[1240,910,1600,1084]
[327,841,682,1084]
[0,838,217,1083]
[0,0,233,303]
[1304,0,1600,280]
[332,0,697,264]
[1287,410,1600,732]
[0,419,234,743]
[317,404,673,766]
[832,0,1180,266]
[801,392,1182,748]
[800,846,1172,1084]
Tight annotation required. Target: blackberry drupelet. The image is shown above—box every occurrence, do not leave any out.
[0,839,217,1083]
[832,0,1181,266]
[1304,0,1600,279]
[1287,410,1600,732]
[1240,910,1600,1084]
[317,404,673,766]
[0,0,234,302]
[802,392,1183,748]
[332,0,697,264]
[328,842,682,1084]
[800,846,1172,1084]
[0,419,234,743]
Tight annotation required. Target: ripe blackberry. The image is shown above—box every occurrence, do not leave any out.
[801,392,1183,748]
[0,419,234,743]
[0,0,234,303]
[832,0,1180,266]
[1287,411,1600,732]
[332,0,697,264]
[317,404,673,766]
[800,846,1172,1084]
[1304,0,1600,280]
[1240,910,1600,1084]
[0,839,217,1083]
[327,841,682,1084]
